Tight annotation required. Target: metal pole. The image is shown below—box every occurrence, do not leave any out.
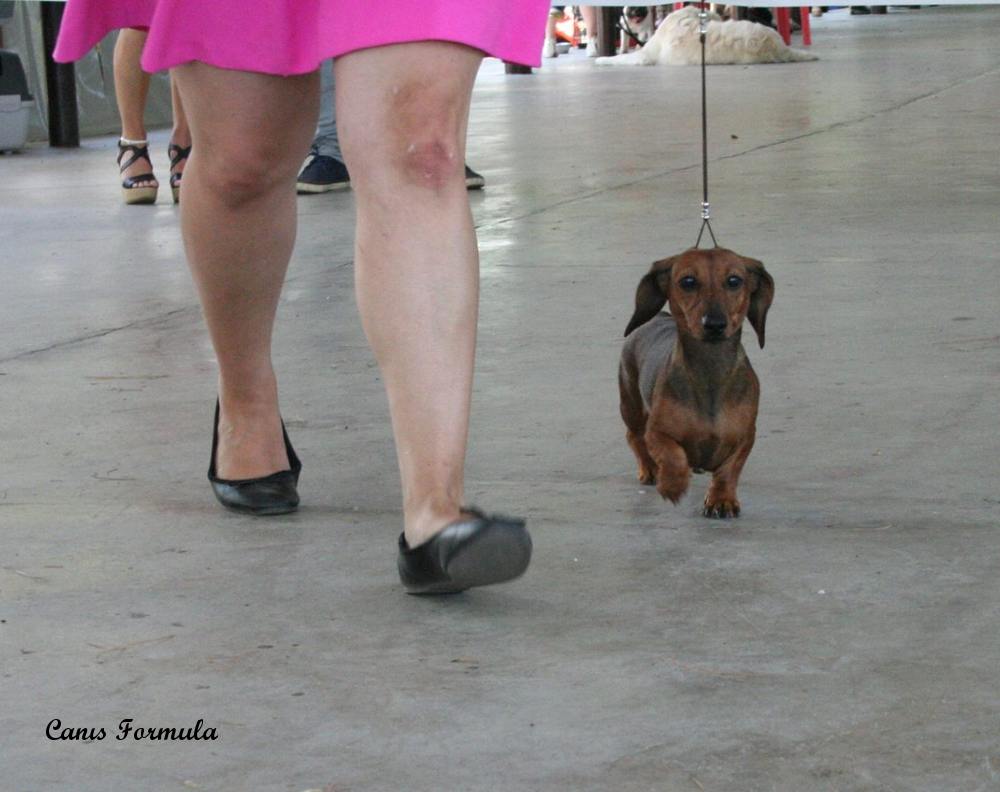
[40,1,79,148]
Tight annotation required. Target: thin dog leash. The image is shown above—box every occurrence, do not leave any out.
[694,4,718,249]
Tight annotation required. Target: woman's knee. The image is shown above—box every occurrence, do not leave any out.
[343,84,468,192]
[194,133,302,206]
[174,64,318,206]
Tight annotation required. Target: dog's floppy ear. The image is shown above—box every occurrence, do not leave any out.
[624,257,675,337]
[743,257,774,348]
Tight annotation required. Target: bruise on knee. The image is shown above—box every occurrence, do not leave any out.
[388,80,464,190]
[400,139,461,190]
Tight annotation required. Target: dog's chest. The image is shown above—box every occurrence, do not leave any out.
[683,413,752,471]
[675,412,733,472]
[660,369,754,471]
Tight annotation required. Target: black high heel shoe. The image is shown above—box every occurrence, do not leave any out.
[118,139,158,205]
[207,400,302,515]
[397,507,532,595]
[168,142,191,204]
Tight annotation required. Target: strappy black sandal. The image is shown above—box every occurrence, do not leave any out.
[117,139,158,205]
[397,508,532,595]
[168,142,191,204]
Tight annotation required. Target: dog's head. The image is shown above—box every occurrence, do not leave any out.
[624,247,774,347]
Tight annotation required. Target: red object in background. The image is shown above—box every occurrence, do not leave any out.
[553,10,580,47]
[772,7,813,46]
[775,7,792,44]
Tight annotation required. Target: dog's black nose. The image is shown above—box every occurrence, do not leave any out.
[702,314,727,336]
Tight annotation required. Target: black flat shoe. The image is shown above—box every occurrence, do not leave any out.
[397,508,532,595]
[207,400,302,515]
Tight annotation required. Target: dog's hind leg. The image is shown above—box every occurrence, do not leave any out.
[620,360,657,484]
[618,355,656,484]
[626,428,657,485]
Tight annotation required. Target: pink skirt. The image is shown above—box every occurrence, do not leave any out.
[54,0,550,74]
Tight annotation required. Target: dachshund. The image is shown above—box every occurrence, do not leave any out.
[619,247,774,517]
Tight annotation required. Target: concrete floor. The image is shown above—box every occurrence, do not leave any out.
[2,7,1000,791]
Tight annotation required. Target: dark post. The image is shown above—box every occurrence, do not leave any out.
[596,7,618,57]
[504,61,532,75]
[40,1,79,147]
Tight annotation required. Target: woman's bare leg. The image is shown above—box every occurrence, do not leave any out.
[335,42,483,548]
[171,64,319,479]
[114,29,149,140]
[580,6,599,41]
[169,78,191,146]
[113,29,156,185]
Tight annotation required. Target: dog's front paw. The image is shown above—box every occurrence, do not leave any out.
[702,495,740,519]
[638,467,656,485]
[656,475,689,505]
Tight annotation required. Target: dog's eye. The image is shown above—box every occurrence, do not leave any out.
[679,276,698,291]
[726,275,744,289]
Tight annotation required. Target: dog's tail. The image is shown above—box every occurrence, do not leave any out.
[595,49,651,66]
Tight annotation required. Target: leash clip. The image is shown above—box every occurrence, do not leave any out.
[698,6,709,35]
[701,201,711,220]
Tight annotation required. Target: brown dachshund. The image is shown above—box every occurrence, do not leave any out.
[619,247,774,517]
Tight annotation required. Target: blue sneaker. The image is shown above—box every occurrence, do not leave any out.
[297,154,350,194]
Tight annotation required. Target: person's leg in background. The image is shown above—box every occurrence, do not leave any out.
[579,6,599,56]
[296,59,351,194]
[336,42,491,548]
[168,77,193,202]
[114,28,151,144]
[114,28,158,203]
[170,64,320,483]
[543,6,562,58]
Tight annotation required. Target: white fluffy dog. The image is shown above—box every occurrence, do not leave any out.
[596,6,817,66]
